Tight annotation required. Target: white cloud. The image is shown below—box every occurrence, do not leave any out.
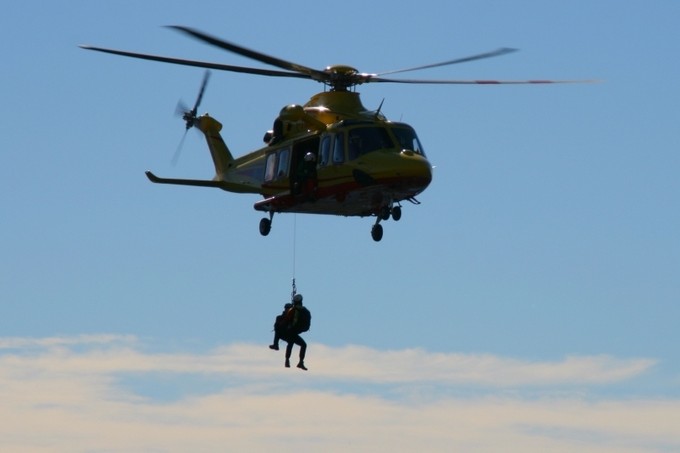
[0,333,136,350]
[0,335,677,452]
[306,345,657,386]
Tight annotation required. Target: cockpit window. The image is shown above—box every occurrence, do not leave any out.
[332,132,345,164]
[264,153,277,182]
[276,148,290,178]
[347,127,394,160]
[319,135,332,167]
[392,127,425,156]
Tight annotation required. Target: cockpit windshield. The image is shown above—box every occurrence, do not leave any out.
[392,126,425,156]
[347,127,394,160]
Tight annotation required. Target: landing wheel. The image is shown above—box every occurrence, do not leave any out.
[391,206,402,221]
[259,217,271,236]
[379,206,391,221]
[371,224,384,242]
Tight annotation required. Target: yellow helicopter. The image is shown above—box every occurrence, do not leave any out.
[81,26,582,241]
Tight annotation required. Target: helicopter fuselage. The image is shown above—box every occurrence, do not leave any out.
[145,90,432,241]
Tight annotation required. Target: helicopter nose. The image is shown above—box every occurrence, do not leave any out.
[393,151,433,193]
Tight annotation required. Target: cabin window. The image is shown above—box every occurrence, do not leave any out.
[264,153,277,182]
[276,148,290,178]
[347,127,394,159]
[392,127,425,156]
[319,135,332,167]
[332,132,345,164]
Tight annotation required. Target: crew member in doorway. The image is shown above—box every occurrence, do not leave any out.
[303,152,318,199]
[295,152,318,200]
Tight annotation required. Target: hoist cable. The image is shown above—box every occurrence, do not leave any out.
[291,214,297,300]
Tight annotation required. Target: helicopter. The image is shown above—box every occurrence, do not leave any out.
[81,26,585,241]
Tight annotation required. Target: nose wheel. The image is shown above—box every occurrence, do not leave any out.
[370,204,402,241]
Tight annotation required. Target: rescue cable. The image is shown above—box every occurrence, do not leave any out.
[291,214,298,301]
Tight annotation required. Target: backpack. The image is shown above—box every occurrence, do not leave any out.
[295,306,311,333]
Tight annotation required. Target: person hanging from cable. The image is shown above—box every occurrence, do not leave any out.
[267,294,311,370]
[284,293,311,370]
[269,279,298,352]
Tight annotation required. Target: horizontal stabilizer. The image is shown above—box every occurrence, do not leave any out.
[145,171,223,188]
[145,171,260,194]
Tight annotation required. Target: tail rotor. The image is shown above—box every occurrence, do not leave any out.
[172,70,211,165]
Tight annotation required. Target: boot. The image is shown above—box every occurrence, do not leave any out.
[297,361,308,371]
[269,344,279,350]
[285,359,290,368]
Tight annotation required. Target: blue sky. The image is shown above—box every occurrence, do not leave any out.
[2,1,679,451]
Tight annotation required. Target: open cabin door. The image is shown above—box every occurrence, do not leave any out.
[290,136,320,196]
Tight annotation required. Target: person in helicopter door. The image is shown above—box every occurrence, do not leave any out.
[302,151,317,200]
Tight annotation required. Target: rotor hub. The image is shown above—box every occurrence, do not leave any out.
[324,65,364,91]
[324,65,359,76]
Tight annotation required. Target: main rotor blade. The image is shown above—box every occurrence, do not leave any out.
[79,45,311,80]
[168,26,329,82]
[366,77,595,85]
[377,48,518,76]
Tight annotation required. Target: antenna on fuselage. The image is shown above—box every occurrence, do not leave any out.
[374,98,385,119]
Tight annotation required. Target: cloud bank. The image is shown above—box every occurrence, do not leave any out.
[0,335,677,452]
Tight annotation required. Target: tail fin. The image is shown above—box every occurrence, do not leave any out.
[195,114,234,178]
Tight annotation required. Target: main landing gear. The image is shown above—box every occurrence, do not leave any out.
[371,204,402,242]
[259,212,274,236]
[258,203,406,242]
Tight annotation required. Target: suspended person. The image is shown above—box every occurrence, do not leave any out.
[269,302,293,351]
[284,293,311,370]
